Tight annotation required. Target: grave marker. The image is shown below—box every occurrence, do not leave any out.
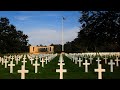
[104,56,107,64]
[89,56,93,64]
[18,65,29,79]
[33,60,40,73]
[45,57,49,64]
[40,57,45,67]
[115,57,120,67]
[30,57,34,65]
[108,59,115,72]
[75,57,78,64]
[4,58,8,68]
[78,57,83,67]
[22,57,27,66]
[94,64,105,79]
[83,60,90,72]
[15,58,19,64]
[8,61,15,73]
[11,56,14,62]
[96,57,101,66]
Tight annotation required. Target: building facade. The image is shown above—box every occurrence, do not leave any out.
[29,45,54,54]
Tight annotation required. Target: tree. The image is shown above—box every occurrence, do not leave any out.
[64,11,120,53]
[50,44,62,53]
[78,11,120,52]
[0,17,29,54]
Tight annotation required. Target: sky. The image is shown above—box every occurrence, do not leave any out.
[0,11,81,46]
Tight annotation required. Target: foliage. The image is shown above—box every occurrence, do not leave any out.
[0,17,29,54]
[65,11,120,52]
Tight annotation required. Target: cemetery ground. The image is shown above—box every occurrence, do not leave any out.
[64,55,120,79]
[0,53,120,79]
[0,54,60,79]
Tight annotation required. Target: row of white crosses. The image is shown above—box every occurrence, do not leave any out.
[65,53,120,79]
[0,55,23,74]
[17,53,57,79]
[28,53,57,65]
[0,55,23,67]
[56,53,67,79]
[0,53,57,79]
[66,53,120,67]
[69,52,120,57]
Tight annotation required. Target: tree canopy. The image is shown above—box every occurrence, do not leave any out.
[0,17,29,54]
[64,11,120,53]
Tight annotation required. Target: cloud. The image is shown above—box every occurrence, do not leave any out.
[14,16,32,21]
[25,27,80,46]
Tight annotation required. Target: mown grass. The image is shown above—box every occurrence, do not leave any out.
[0,55,59,79]
[0,54,120,79]
[63,55,120,79]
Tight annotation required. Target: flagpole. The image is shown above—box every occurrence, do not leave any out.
[62,16,64,52]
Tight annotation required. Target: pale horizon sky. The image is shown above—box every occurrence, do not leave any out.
[0,11,81,46]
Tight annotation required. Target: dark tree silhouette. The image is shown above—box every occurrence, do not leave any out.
[0,17,29,54]
[64,11,120,53]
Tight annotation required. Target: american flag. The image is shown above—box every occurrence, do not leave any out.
[62,17,66,20]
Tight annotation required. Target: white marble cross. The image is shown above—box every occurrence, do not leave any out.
[83,60,90,72]
[115,57,120,67]
[7,56,11,61]
[40,57,45,67]
[84,56,87,60]
[56,67,67,79]
[94,64,105,79]
[108,59,115,72]
[56,61,67,79]
[4,56,7,59]
[30,57,34,65]
[18,56,21,61]
[33,60,40,73]
[72,55,75,62]
[45,57,49,64]
[39,57,42,62]
[96,57,101,66]
[14,55,17,60]
[11,56,14,62]
[18,65,29,79]
[8,61,15,73]
[35,56,39,61]
[22,57,27,66]
[104,56,107,64]
[78,57,83,67]
[56,54,67,79]
[75,57,78,64]
[4,58,8,68]
[89,56,93,64]
[58,59,65,67]
[15,57,19,64]
[59,58,64,63]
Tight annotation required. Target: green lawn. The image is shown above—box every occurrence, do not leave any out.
[0,54,120,79]
[0,55,60,79]
[63,55,120,79]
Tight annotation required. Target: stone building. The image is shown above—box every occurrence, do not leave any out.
[29,45,54,54]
